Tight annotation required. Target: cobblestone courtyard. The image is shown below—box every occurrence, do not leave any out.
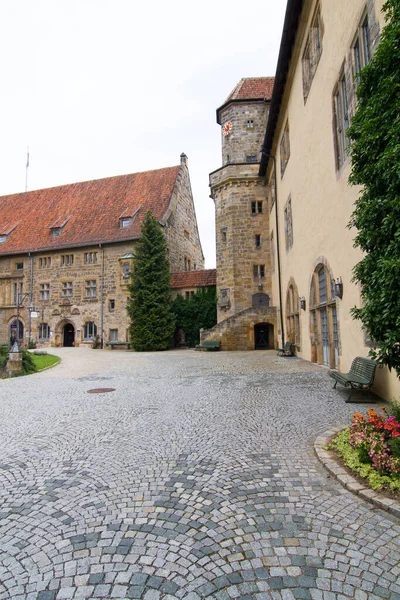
[0,348,399,600]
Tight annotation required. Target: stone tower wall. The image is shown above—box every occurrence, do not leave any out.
[210,97,272,325]
[220,102,269,165]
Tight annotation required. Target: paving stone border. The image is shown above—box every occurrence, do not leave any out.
[314,426,400,520]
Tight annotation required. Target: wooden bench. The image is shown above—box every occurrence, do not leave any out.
[329,356,377,402]
[277,342,293,357]
[105,341,131,350]
[195,340,221,351]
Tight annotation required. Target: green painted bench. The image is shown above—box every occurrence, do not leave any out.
[277,342,293,357]
[195,340,221,351]
[329,356,377,402]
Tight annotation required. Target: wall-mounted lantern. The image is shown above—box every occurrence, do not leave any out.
[334,277,343,299]
[299,296,306,311]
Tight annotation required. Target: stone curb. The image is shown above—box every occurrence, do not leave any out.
[314,427,400,520]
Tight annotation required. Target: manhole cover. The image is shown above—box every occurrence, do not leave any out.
[87,388,116,394]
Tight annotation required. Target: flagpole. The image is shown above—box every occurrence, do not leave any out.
[25,147,29,192]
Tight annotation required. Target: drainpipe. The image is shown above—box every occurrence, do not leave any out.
[99,243,105,349]
[263,151,285,350]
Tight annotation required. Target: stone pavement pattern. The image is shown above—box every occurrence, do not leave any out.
[0,348,399,600]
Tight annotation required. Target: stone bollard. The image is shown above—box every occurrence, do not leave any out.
[6,352,23,376]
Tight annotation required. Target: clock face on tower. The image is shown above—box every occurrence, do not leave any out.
[222,121,233,137]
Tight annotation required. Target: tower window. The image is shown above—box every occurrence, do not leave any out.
[255,234,261,248]
[221,227,227,242]
[247,120,254,128]
[251,201,263,215]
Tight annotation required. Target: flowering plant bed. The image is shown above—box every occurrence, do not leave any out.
[329,407,400,494]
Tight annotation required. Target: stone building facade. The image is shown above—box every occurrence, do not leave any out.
[205,1,400,401]
[0,154,204,348]
[206,78,277,350]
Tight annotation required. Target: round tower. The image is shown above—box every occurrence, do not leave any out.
[210,78,274,326]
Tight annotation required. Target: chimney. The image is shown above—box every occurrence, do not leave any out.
[180,153,188,166]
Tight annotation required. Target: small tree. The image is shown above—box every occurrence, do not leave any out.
[171,287,217,347]
[348,0,400,375]
[127,211,175,351]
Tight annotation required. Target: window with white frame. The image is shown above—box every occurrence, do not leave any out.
[85,280,97,297]
[84,321,97,339]
[62,282,73,297]
[253,264,265,279]
[38,322,50,339]
[109,328,118,342]
[40,283,50,301]
[84,252,98,264]
[61,254,74,267]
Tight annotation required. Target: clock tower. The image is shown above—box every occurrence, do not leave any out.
[209,78,275,344]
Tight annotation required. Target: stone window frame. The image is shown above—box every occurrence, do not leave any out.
[61,254,74,267]
[268,171,276,211]
[352,11,372,88]
[302,2,324,102]
[39,282,50,301]
[286,280,300,350]
[251,201,263,215]
[15,262,24,271]
[109,328,118,342]
[13,281,23,305]
[61,281,73,297]
[85,279,97,298]
[84,252,98,264]
[109,299,115,312]
[255,234,261,248]
[253,264,266,280]
[284,196,293,251]
[39,257,51,269]
[280,120,290,178]
[38,322,50,340]
[246,119,254,129]
[83,321,97,340]
[221,227,227,243]
[333,67,350,170]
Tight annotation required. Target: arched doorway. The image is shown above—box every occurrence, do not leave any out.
[254,323,272,350]
[63,323,75,347]
[310,263,339,368]
[9,319,24,346]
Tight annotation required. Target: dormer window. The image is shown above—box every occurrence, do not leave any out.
[119,206,141,229]
[120,217,131,228]
[49,216,70,237]
[0,235,7,244]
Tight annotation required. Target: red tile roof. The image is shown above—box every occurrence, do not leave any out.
[0,166,181,255]
[170,269,216,289]
[226,77,275,102]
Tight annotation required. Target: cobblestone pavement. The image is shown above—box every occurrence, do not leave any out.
[0,348,399,600]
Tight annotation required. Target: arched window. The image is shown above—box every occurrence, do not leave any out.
[38,323,50,340]
[84,322,97,340]
[286,283,300,349]
[309,263,339,368]
[10,319,24,344]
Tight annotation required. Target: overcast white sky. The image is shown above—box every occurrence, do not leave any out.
[0,1,287,268]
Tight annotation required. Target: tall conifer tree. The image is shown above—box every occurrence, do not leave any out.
[127,211,175,351]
